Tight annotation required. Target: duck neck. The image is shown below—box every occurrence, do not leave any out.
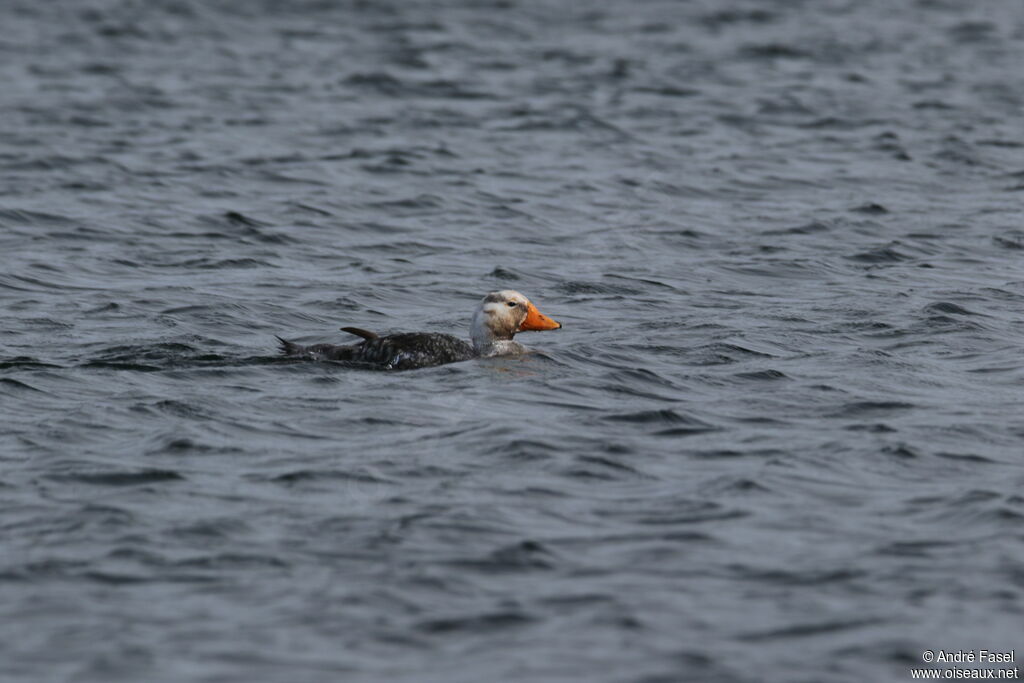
[470,310,515,355]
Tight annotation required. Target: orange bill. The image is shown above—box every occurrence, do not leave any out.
[520,302,562,331]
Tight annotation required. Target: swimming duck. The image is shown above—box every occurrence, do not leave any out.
[276,290,561,370]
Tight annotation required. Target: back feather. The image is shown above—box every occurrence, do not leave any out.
[340,327,378,341]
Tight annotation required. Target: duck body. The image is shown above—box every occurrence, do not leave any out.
[277,331,474,370]
[276,290,561,371]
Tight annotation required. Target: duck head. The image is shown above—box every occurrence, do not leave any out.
[470,290,561,353]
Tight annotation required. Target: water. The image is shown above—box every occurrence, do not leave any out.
[2,1,1023,681]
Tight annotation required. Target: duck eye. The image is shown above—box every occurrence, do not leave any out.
[507,301,518,307]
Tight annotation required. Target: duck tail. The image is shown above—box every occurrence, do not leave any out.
[275,335,305,356]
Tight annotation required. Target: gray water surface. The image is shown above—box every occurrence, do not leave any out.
[2,1,1023,681]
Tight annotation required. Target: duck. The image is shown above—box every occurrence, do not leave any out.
[276,290,561,370]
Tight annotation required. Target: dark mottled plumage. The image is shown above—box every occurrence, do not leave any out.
[277,331,475,370]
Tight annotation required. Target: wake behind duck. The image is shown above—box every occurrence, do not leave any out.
[276,290,561,370]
